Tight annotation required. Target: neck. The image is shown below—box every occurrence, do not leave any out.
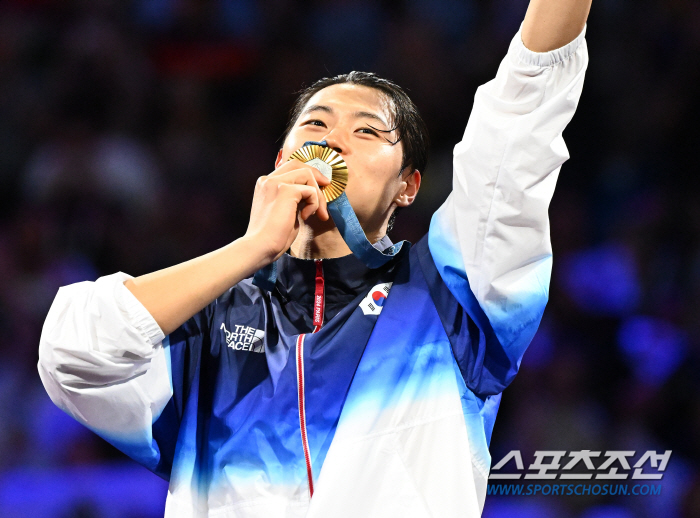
[289,215,387,260]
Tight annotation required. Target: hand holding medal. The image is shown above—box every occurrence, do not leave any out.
[288,144,348,203]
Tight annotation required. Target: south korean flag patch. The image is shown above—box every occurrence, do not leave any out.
[359,282,393,316]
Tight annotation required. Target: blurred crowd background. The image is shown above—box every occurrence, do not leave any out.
[0,0,698,517]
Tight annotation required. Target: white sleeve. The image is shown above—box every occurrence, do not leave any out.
[428,25,588,369]
[37,272,173,469]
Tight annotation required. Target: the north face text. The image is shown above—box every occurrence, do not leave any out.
[221,323,265,353]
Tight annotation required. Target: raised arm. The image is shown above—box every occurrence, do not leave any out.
[428,1,591,396]
[522,0,592,52]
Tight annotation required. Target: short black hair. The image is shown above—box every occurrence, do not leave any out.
[281,71,429,176]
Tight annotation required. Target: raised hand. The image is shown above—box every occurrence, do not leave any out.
[245,158,331,264]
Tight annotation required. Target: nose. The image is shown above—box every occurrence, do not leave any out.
[322,128,347,155]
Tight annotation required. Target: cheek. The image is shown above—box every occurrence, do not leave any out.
[283,125,322,156]
[346,156,401,209]
[282,135,305,159]
[366,154,403,197]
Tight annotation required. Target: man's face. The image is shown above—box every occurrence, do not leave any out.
[276,83,420,237]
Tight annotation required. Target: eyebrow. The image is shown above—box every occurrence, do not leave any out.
[302,104,390,129]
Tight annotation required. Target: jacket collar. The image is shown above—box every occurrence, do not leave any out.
[274,235,398,317]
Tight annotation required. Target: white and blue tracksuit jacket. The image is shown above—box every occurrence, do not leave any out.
[38,27,588,517]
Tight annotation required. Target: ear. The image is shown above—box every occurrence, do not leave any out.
[395,169,421,208]
[274,148,284,169]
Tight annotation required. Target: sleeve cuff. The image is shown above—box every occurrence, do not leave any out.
[510,23,587,67]
[107,272,166,347]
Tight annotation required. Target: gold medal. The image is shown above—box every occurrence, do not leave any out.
[288,144,348,203]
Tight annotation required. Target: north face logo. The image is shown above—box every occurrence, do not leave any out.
[221,323,265,353]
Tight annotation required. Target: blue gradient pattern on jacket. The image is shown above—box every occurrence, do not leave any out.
[148,250,407,493]
[104,236,511,504]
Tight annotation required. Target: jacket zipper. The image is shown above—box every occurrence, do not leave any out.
[296,259,325,498]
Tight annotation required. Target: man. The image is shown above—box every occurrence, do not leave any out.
[38,0,592,516]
